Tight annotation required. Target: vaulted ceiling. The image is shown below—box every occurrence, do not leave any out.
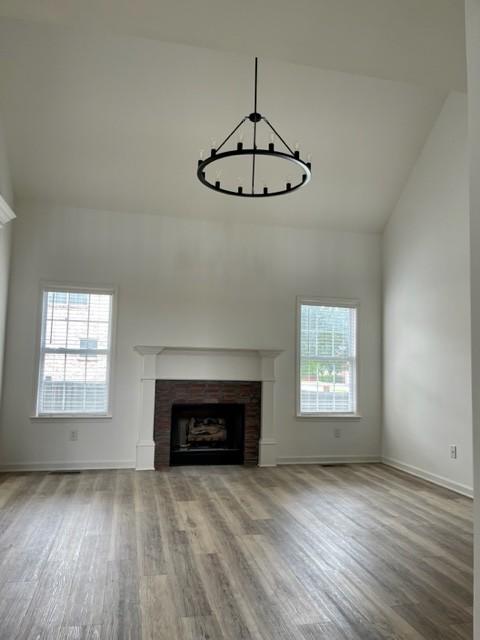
[0,1,466,231]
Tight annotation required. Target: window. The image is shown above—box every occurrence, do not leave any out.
[35,286,115,417]
[297,298,358,417]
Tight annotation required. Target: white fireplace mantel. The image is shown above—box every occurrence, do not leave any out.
[133,345,283,470]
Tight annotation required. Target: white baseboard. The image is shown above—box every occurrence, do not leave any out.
[277,454,381,465]
[0,460,136,472]
[381,457,473,498]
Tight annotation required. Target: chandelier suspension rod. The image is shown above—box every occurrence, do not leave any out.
[215,117,247,154]
[251,57,258,194]
[263,117,295,156]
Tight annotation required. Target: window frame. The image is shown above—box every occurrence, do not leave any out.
[296,296,361,419]
[32,281,117,420]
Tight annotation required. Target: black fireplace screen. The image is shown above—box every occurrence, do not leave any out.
[170,403,245,465]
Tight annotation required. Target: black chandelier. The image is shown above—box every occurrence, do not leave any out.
[197,58,312,198]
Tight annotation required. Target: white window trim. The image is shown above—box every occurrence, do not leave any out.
[296,296,361,419]
[31,281,118,420]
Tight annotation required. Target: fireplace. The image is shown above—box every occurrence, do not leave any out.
[170,403,245,465]
[134,346,282,470]
[154,380,262,467]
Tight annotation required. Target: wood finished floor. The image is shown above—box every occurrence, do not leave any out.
[0,464,473,640]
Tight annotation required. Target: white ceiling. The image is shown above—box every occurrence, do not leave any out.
[0,0,466,90]
[0,5,465,231]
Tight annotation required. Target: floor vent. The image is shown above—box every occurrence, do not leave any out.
[320,463,348,467]
[48,470,82,475]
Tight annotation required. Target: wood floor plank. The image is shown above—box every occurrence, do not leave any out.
[299,621,349,640]
[180,615,225,640]
[0,581,37,640]
[0,464,472,640]
[197,551,261,640]
[139,574,180,640]
[56,626,103,639]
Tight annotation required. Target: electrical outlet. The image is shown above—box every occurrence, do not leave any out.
[450,445,457,459]
[334,427,341,439]
[69,430,78,442]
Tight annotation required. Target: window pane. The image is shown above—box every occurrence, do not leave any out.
[86,354,107,382]
[48,292,68,321]
[66,320,88,349]
[69,292,89,305]
[79,338,98,350]
[44,319,67,349]
[40,353,65,413]
[301,304,355,358]
[38,289,113,415]
[300,359,355,413]
[89,294,111,322]
[68,297,89,321]
[88,321,109,349]
[299,303,357,414]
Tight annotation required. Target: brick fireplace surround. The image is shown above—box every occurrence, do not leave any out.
[154,380,261,467]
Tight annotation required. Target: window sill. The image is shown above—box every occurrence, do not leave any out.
[296,413,362,420]
[30,414,112,422]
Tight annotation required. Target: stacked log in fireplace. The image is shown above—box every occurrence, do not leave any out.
[170,403,245,465]
[180,417,227,448]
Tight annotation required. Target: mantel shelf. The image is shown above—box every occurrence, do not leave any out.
[134,345,283,358]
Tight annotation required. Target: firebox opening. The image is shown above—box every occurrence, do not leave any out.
[170,403,245,465]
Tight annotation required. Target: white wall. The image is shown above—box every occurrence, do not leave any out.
[0,204,381,469]
[0,115,13,407]
[465,0,480,634]
[382,92,472,495]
